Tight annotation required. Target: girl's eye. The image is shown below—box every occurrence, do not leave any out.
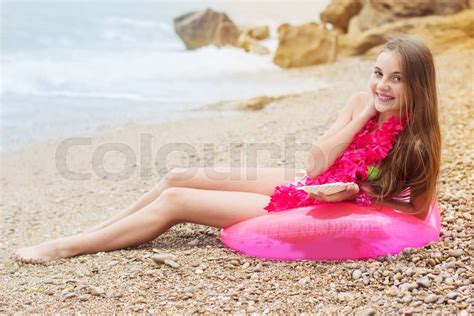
[374,71,382,77]
[394,76,401,82]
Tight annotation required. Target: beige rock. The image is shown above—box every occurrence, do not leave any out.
[174,9,240,50]
[273,23,337,68]
[348,0,470,34]
[320,0,363,33]
[237,33,270,55]
[242,25,270,40]
[203,95,281,111]
[338,9,474,58]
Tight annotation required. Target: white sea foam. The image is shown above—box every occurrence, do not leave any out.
[1,0,331,152]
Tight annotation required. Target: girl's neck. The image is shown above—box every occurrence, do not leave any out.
[377,111,402,128]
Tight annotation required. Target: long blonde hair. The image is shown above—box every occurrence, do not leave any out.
[366,35,441,213]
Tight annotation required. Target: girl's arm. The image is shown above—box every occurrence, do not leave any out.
[306,92,375,178]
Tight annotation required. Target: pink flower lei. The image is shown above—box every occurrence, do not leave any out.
[265,112,407,212]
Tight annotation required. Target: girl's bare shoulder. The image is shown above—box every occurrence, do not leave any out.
[348,91,370,119]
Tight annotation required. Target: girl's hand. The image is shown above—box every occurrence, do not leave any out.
[308,183,359,202]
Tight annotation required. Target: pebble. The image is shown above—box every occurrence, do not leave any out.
[187,239,199,246]
[400,282,418,292]
[355,307,376,316]
[352,270,362,280]
[298,277,310,285]
[164,260,179,268]
[62,293,77,301]
[424,294,438,303]
[90,286,105,296]
[404,267,415,277]
[416,276,431,288]
[151,253,177,264]
[44,289,54,296]
[78,295,89,301]
[447,249,463,257]
[401,295,412,303]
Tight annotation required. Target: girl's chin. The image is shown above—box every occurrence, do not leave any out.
[375,101,395,112]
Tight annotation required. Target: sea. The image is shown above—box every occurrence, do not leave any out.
[0,0,331,152]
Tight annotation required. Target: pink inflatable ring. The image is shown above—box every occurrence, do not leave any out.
[220,201,441,261]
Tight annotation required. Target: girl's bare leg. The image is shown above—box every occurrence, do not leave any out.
[14,187,270,264]
[84,167,293,233]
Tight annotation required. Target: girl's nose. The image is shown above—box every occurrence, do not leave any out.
[377,79,390,91]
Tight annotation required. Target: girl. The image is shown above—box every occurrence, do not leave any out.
[14,35,441,264]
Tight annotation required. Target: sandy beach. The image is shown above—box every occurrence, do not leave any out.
[1,44,473,314]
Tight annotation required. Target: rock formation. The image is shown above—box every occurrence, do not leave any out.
[273,23,337,68]
[173,9,240,49]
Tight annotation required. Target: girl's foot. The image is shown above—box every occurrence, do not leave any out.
[13,239,74,264]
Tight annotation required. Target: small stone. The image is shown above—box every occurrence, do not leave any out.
[447,249,463,257]
[184,286,195,293]
[62,292,77,301]
[134,297,147,304]
[337,292,352,302]
[352,270,362,279]
[445,277,454,284]
[195,268,203,274]
[400,282,418,292]
[404,267,415,277]
[424,294,438,303]
[241,262,250,269]
[417,276,431,288]
[230,259,240,266]
[89,286,105,296]
[151,253,177,264]
[447,291,458,299]
[355,307,376,316]
[78,295,89,301]
[401,295,412,303]
[75,284,88,292]
[187,239,199,246]
[298,277,310,285]
[388,286,398,297]
[164,260,179,268]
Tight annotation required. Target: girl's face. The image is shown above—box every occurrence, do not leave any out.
[370,51,406,117]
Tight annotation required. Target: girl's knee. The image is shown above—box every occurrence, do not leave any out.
[150,188,184,223]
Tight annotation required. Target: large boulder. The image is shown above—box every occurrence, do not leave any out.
[173,9,240,49]
[338,9,474,57]
[273,23,337,68]
[320,0,363,33]
[348,0,470,34]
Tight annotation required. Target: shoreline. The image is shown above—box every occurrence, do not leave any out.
[1,49,473,313]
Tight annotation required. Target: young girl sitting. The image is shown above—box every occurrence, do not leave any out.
[14,35,441,264]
